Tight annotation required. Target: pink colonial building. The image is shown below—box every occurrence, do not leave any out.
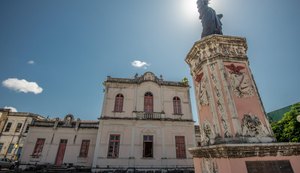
[185,35,300,173]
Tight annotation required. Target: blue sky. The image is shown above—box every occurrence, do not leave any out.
[1,0,300,122]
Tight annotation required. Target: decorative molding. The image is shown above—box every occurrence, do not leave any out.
[203,66,221,136]
[218,61,241,135]
[33,116,99,129]
[185,35,248,74]
[63,114,74,127]
[225,63,254,98]
[189,143,300,158]
[106,72,189,87]
[141,128,156,134]
[209,63,231,137]
[241,114,269,137]
[225,64,245,75]
[202,121,216,146]
[201,158,219,173]
[100,116,194,122]
[195,73,204,83]
[195,72,209,106]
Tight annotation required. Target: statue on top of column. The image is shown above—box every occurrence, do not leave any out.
[197,0,223,38]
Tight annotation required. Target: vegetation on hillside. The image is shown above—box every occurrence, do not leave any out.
[271,103,300,142]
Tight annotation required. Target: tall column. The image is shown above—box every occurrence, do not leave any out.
[185,35,275,145]
[185,35,300,173]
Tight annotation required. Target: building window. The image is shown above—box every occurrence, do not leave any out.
[197,142,201,147]
[144,92,153,113]
[0,143,3,152]
[15,123,23,132]
[173,97,182,114]
[16,147,22,159]
[4,122,12,132]
[143,135,153,158]
[79,140,90,158]
[32,138,45,158]
[114,94,124,112]
[25,125,30,133]
[107,134,120,158]
[175,136,186,158]
[7,144,14,153]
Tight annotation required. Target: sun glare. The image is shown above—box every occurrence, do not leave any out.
[209,0,222,11]
[181,0,199,20]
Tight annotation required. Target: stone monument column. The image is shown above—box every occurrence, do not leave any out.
[187,1,300,172]
[185,35,300,173]
[185,35,275,146]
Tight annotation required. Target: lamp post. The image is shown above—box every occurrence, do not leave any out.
[297,115,300,123]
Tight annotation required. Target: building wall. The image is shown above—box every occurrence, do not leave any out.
[102,81,192,121]
[93,119,194,168]
[21,125,98,167]
[193,156,300,173]
[0,110,9,135]
[93,72,195,170]
[0,111,43,160]
[17,72,195,170]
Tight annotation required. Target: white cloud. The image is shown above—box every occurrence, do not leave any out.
[131,60,150,69]
[4,106,17,112]
[2,78,43,94]
[28,60,35,64]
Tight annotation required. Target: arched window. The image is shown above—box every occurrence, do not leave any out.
[114,94,124,112]
[173,96,182,114]
[144,92,153,113]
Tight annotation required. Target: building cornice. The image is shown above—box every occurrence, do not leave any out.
[105,72,189,87]
[32,114,99,129]
[99,116,194,122]
[188,143,300,158]
[5,112,45,119]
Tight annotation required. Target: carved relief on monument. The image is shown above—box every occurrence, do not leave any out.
[195,72,209,106]
[209,63,231,137]
[201,158,219,173]
[201,121,216,146]
[241,114,269,137]
[185,36,247,66]
[225,63,254,98]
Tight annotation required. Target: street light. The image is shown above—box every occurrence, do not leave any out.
[296,115,300,123]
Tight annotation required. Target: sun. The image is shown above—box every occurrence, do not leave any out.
[181,0,199,20]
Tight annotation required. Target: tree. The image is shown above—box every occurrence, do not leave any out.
[181,77,189,85]
[271,103,300,142]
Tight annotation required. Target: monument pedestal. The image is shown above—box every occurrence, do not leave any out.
[189,143,300,173]
[185,35,300,173]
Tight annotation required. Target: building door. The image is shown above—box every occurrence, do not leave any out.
[55,139,67,166]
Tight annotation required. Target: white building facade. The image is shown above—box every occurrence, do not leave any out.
[0,109,45,160]
[20,114,98,168]
[92,72,195,172]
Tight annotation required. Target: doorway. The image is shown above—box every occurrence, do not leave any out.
[55,139,68,166]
